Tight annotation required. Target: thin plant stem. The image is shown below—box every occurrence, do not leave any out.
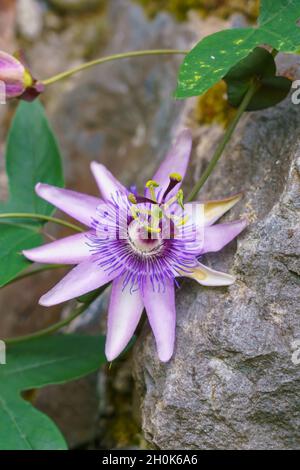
[0,213,84,233]
[187,80,259,202]
[42,49,188,86]
[5,302,87,345]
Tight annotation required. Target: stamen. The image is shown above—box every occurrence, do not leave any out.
[176,215,189,227]
[128,192,155,205]
[163,210,189,227]
[177,189,184,209]
[146,204,161,233]
[128,193,137,204]
[130,205,161,235]
[145,179,160,188]
[130,205,139,221]
[144,225,161,234]
[145,179,159,202]
[163,194,178,210]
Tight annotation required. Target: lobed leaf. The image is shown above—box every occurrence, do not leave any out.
[0,335,106,450]
[175,0,300,99]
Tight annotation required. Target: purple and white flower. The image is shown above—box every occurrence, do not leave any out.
[0,50,43,101]
[23,130,246,362]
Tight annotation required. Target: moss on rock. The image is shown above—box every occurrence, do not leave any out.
[194,80,237,128]
[135,0,259,21]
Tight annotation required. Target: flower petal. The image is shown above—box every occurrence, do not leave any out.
[23,232,92,265]
[184,193,243,228]
[0,51,25,98]
[204,193,243,225]
[181,262,235,286]
[0,51,24,77]
[142,278,176,362]
[90,162,127,201]
[147,129,192,200]
[105,276,144,361]
[201,219,247,254]
[36,183,103,227]
[39,259,119,306]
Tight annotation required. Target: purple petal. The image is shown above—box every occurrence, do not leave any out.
[90,162,127,201]
[200,219,247,254]
[105,276,144,361]
[181,262,235,286]
[0,51,25,98]
[4,82,25,98]
[147,129,192,200]
[184,193,243,227]
[0,51,23,74]
[142,277,176,362]
[39,259,119,306]
[36,183,103,227]
[23,232,92,265]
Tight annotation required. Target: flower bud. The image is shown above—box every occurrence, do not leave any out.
[0,50,44,101]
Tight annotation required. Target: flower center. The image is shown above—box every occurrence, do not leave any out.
[127,220,163,256]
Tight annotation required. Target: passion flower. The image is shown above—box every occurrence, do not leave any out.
[23,130,246,362]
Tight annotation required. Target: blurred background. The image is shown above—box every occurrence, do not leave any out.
[0,0,259,449]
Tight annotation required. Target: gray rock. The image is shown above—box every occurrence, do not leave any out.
[16,0,44,41]
[134,93,300,449]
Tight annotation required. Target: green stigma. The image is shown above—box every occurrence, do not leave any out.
[169,173,182,183]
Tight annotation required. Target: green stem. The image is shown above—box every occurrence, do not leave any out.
[0,213,84,233]
[5,302,87,345]
[187,80,259,202]
[42,49,188,86]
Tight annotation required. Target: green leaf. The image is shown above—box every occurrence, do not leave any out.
[3,100,64,215]
[224,47,292,110]
[0,100,64,286]
[0,334,106,450]
[175,0,300,98]
[0,225,42,287]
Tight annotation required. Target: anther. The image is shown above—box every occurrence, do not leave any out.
[145,180,160,189]
[128,193,137,204]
